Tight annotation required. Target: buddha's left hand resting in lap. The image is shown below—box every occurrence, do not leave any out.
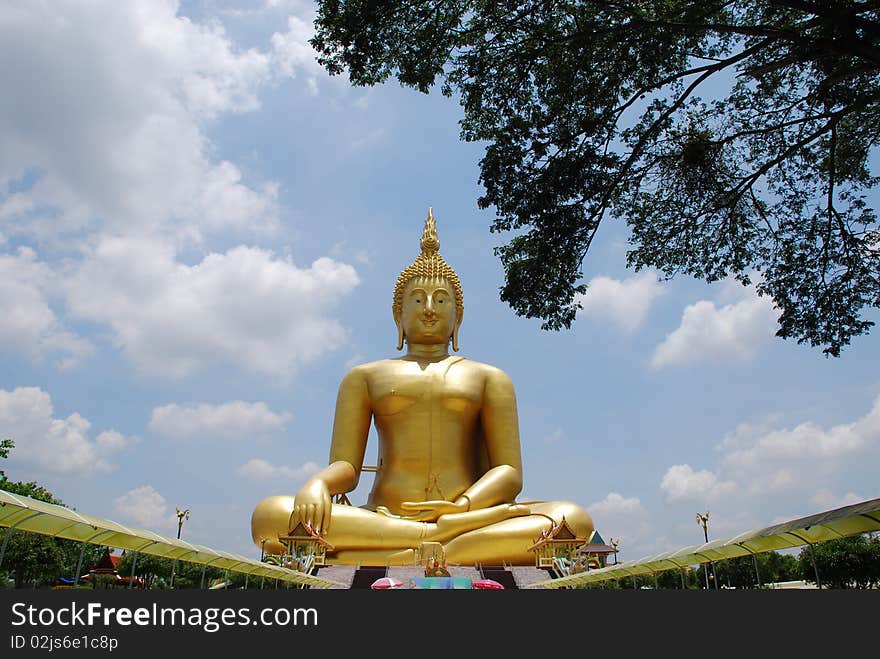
[251,210,593,565]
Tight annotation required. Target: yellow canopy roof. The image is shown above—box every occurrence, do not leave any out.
[0,489,342,588]
[527,496,880,589]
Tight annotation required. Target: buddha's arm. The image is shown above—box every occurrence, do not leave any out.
[291,367,372,533]
[457,367,524,509]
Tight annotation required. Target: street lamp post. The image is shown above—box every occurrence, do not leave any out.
[170,508,190,590]
[609,538,620,566]
[696,512,717,590]
[176,508,190,540]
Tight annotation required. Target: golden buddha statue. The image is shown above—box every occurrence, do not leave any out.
[251,210,593,566]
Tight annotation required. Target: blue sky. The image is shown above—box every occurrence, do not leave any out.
[1,0,878,563]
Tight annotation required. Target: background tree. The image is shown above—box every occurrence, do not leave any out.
[116,553,174,590]
[113,554,250,590]
[762,549,802,583]
[714,551,801,588]
[582,553,802,589]
[0,440,103,588]
[799,533,880,588]
[312,1,880,356]
[655,567,702,589]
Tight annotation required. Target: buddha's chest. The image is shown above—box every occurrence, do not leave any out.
[369,364,483,418]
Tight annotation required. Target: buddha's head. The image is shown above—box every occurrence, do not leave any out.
[393,209,464,351]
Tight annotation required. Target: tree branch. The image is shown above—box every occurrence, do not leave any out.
[641,19,880,67]
[766,0,880,40]
[728,115,841,203]
[600,39,776,221]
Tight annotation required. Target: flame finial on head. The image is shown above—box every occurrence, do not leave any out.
[393,208,464,350]
[420,208,440,254]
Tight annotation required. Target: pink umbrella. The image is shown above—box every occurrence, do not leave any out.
[371,577,405,590]
[471,579,505,590]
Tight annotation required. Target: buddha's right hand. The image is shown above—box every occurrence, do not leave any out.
[290,478,332,535]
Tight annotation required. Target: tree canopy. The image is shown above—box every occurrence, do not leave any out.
[799,533,880,587]
[0,440,105,588]
[312,0,880,355]
[0,438,60,504]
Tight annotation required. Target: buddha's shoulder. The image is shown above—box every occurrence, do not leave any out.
[448,356,511,380]
[342,356,511,380]
[339,358,400,380]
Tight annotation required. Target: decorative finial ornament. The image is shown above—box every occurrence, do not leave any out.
[420,207,440,254]
[393,208,464,351]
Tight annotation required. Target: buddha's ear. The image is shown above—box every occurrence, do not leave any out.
[451,309,463,352]
[394,314,404,351]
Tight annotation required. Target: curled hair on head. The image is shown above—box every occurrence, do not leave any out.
[393,209,464,350]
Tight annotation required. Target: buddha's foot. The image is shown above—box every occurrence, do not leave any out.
[430,503,531,543]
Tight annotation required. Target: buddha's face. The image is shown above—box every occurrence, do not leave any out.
[400,276,459,346]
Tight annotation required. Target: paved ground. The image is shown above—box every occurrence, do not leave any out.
[318,564,552,589]
[315,565,357,589]
[510,566,554,588]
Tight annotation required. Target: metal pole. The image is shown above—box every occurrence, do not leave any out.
[244,573,249,589]
[697,513,712,590]
[653,572,659,590]
[170,560,177,589]
[260,576,265,589]
[809,543,822,589]
[200,563,207,589]
[128,552,138,589]
[73,543,87,586]
[753,554,762,589]
[680,568,686,590]
[0,528,16,569]
[632,575,637,589]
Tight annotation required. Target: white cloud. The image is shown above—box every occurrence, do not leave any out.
[721,396,880,468]
[270,15,324,95]
[0,248,93,368]
[587,493,651,552]
[576,271,666,332]
[0,2,362,379]
[811,489,864,510]
[237,458,319,481]
[0,387,135,474]
[263,0,314,11]
[0,0,300,242]
[64,237,359,377]
[113,485,168,529]
[149,401,291,439]
[659,396,880,517]
[354,94,372,111]
[651,282,777,368]
[589,492,646,517]
[95,430,141,452]
[660,464,737,503]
